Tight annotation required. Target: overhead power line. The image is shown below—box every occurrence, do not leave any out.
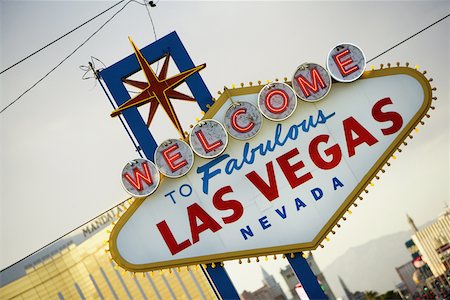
[0,0,126,75]
[0,11,448,117]
[0,0,153,115]
[367,13,450,63]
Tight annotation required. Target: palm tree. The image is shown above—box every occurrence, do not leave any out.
[379,290,402,299]
[364,290,379,300]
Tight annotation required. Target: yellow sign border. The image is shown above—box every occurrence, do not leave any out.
[109,66,433,272]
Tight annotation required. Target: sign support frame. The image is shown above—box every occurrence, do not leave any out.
[201,264,240,300]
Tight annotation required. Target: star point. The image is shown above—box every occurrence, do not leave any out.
[111,39,205,139]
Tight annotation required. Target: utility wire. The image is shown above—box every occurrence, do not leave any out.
[0,0,126,75]
[0,0,136,115]
[144,1,159,72]
[1,9,447,116]
[96,71,144,158]
[367,13,450,63]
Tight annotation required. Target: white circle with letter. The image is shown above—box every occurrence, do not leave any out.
[292,63,332,102]
[189,119,228,158]
[154,139,194,178]
[327,43,366,82]
[121,158,160,197]
[224,102,262,140]
[258,82,297,121]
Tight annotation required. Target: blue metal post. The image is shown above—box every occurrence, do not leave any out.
[201,263,240,300]
[287,252,328,299]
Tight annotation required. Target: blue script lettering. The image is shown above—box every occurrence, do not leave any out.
[197,110,335,195]
[196,154,229,194]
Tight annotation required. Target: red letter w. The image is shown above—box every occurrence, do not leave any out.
[123,162,153,191]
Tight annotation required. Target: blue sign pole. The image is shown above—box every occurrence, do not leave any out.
[287,252,328,299]
[201,263,240,300]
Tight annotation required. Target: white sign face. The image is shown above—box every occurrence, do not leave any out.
[111,67,431,271]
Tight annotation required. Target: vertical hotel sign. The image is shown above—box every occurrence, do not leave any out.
[100,33,434,272]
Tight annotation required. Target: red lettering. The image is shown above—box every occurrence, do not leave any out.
[195,130,223,153]
[232,108,255,133]
[295,68,326,97]
[371,97,403,135]
[309,135,342,170]
[276,148,313,188]
[162,144,187,172]
[188,203,222,244]
[343,117,379,157]
[333,49,359,76]
[265,90,289,114]
[245,162,279,201]
[123,162,153,191]
[212,186,244,224]
[156,220,191,255]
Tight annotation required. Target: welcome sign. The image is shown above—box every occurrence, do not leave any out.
[109,66,432,271]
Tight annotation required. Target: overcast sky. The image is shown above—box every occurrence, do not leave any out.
[1,0,449,297]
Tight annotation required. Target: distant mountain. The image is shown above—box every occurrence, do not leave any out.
[322,230,414,298]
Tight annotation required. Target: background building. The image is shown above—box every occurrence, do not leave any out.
[401,208,450,298]
[410,208,450,278]
[395,261,418,296]
[280,253,335,300]
[0,202,216,299]
[395,237,433,298]
[305,252,335,300]
[280,265,299,299]
[409,208,450,277]
[241,266,286,300]
[338,277,364,300]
